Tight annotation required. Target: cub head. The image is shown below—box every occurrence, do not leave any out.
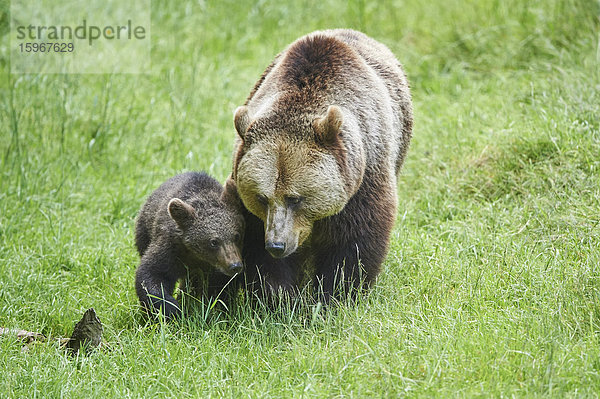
[167,183,245,276]
[233,105,360,258]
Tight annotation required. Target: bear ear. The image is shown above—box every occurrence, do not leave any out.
[220,176,243,210]
[234,106,251,140]
[313,105,343,146]
[168,198,195,229]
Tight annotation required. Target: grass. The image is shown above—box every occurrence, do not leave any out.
[0,0,599,396]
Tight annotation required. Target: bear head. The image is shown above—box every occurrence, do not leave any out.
[167,180,245,276]
[232,104,364,258]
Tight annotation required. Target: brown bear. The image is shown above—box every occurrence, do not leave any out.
[135,172,245,319]
[229,29,413,300]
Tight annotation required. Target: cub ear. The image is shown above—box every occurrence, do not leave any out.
[234,106,251,140]
[220,176,243,210]
[313,105,343,146]
[167,198,195,228]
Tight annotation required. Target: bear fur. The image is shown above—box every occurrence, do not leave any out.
[230,29,413,300]
[135,172,245,319]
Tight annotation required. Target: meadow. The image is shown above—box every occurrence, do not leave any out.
[0,0,599,396]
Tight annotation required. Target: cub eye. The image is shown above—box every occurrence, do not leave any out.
[234,233,241,243]
[209,239,220,249]
[256,194,268,205]
[285,196,303,207]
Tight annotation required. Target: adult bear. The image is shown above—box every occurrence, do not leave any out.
[230,29,413,300]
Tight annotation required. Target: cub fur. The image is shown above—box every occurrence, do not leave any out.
[135,172,244,319]
[230,29,413,299]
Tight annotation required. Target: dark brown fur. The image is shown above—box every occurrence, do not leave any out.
[135,172,244,319]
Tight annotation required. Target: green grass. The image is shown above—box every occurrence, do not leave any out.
[1,0,599,396]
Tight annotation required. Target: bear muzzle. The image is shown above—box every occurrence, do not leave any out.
[218,260,243,277]
[265,241,287,258]
[265,205,299,258]
[228,261,244,275]
[216,243,244,276]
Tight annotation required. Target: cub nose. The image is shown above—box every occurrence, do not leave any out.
[229,262,244,274]
[265,241,286,258]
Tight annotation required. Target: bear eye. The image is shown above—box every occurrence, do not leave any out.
[209,239,220,249]
[285,196,303,207]
[256,194,268,206]
[234,233,241,243]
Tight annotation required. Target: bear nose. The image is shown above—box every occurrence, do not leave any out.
[265,241,286,258]
[229,262,244,274]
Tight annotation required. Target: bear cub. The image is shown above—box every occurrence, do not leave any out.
[135,172,245,319]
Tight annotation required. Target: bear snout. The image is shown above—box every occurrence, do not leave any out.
[228,261,244,275]
[216,242,244,276]
[265,241,286,258]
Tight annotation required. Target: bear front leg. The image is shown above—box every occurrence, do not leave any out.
[250,255,303,299]
[241,211,302,299]
[312,241,382,302]
[244,243,302,299]
[135,244,185,320]
[312,187,396,302]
